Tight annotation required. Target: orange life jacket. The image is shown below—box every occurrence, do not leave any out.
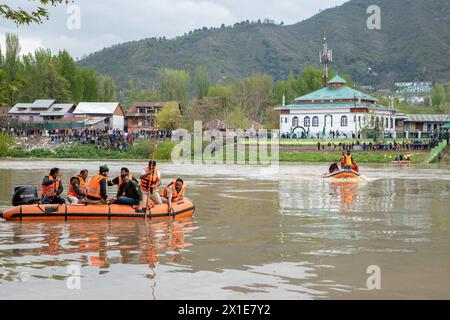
[352,164,359,172]
[87,174,108,199]
[140,168,160,192]
[68,175,88,199]
[40,175,60,197]
[162,180,186,201]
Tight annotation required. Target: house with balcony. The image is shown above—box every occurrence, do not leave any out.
[124,102,165,132]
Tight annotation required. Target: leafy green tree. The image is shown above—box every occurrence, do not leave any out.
[194,65,211,100]
[156,101,182,131]
[432,84,447,110]
[55,50,84,102]
[157,68,190,102]
[98,75,116,102]
[1,34,25,106]
[232,74,273,121]
[0,1,69,25]
[227,107,250,129]
[45,63,71,102]
[80,68,99,101]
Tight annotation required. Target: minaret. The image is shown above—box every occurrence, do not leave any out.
[320,34,333,87]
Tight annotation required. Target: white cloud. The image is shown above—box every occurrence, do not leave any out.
[0,0,348,58]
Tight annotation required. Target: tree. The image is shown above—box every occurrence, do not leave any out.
[1,34,25,106]
[232,74,273,121]
[0,1,69,25]
[55,50,84,102]
[194,65,211,100]
[80,68,99,101]
[432,84,447,111]
[45,63,71,102]
[157,68,190,103]
[156,101,182,131]
[228,107,250,129]
[98,75,116,102]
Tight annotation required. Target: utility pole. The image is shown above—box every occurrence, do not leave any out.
[320,34,333,87]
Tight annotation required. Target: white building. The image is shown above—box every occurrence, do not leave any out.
[275,75,397,138]
[73,102,125,131]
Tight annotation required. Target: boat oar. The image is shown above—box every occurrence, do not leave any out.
[145,115,159,223]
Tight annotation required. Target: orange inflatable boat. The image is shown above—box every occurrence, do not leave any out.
[0,199,195,222]
[322,170,361,179]
[391,160,411,164]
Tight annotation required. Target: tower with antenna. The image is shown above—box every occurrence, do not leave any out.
[320,34,333,87]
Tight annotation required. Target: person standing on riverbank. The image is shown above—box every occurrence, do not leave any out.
[41,168,65,204]
[67,170,89,204]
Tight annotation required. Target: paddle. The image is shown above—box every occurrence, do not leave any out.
[145,115,159,222]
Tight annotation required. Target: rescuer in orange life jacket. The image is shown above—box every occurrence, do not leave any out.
[86,165,110,204]
[67,169,89,204]
[139,161,162,207]
[162,178,186,213]
[41,167,65,204]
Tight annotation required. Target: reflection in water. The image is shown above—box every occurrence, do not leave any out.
[0,161,450,299]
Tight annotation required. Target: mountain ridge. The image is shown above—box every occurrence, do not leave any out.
[78,0,450,88]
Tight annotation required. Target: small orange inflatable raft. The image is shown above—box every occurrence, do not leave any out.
[322,170,361,179]
[0,199,195,222]
[391,160,411,164]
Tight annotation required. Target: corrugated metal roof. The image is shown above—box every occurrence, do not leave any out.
[30,99,55,109]
[404,114,449,122]
[275,102,390,111]
[40,104,75,116]
[74,102,121,115]
[294,86,377,102]
[328,75,347,84]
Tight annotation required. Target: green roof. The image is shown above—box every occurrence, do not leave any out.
[442,122,450,129]
[275,102,390,111]
[328,75,347,84]
[294,85,378,102]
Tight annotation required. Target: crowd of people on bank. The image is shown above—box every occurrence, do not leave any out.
[39,162,186,213]
[316,139,439,152]
[0,126,173,151]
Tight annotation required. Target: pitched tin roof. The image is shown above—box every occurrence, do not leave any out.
[40,104,75,116]
[74,102,121,115]
[328,75,347,84]
[404,114,450,122]
[294,86,378,103]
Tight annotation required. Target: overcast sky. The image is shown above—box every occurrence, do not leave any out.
[0,0,348,59]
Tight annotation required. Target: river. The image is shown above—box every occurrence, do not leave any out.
[0,160,449,299]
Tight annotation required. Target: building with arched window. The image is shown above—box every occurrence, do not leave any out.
[275,75,397,138]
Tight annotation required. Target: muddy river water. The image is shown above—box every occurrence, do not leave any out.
[0,160,449,299]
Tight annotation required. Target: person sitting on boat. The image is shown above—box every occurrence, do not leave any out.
[395,154,404,161]
[162,178,186,213]
[86,165,110,204]
[329,160,340,174]
[352,162,359,172]
[404,155,411,161]
[343,151,354,170]
[108,167,138,187]
[340,152,346,168]
[140,161,162,207]
[41,167,65,204]
[67,169,89,204]
[113,173,142,206]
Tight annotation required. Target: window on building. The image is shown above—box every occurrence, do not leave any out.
[386,117,389,128]
[304,116,311,127]
[390,118,394,129]
[285,117,288,124]
[341,116,348,127]
[324,115,333,127]
[292,116,299,127]
[312,116,319,127]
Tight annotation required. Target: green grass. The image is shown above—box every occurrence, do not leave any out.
[242,138,430,146]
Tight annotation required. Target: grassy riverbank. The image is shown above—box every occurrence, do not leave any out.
[0,143,430,163]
